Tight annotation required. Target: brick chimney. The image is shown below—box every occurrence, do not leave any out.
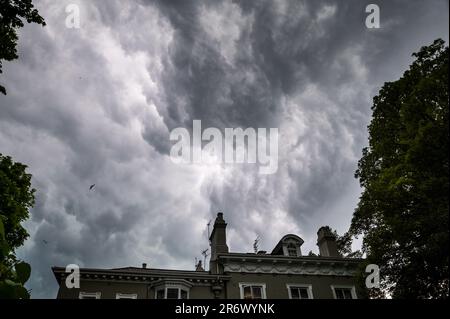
[209,212,229,274]
[317,226,339,257]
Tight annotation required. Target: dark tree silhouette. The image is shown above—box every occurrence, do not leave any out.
[0,153,35,298]
[349,39,449,298]
[0,0,45,95]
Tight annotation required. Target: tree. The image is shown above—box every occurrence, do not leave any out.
[0,153,35,298]
[0,0,45,95]
[319,226,362,258]
[349,39,449,298]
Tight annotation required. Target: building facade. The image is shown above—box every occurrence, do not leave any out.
[52,213,366,299]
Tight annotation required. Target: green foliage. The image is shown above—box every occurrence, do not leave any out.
[334,231,363,259]
[0,153,35,299]
[0,0,46,94]
[320,226,362,258]
[349,39,449,298]
[15,261,31,284]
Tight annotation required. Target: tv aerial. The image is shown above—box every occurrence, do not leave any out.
[207,219,212,243]
[253,235,260,253]
[201,248,210,267]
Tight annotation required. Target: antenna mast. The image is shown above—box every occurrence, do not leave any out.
[201,248,210,267]
[253,235,260,253]
[207,219,212,243]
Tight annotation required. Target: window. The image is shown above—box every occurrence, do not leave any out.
[331,285,357,299]
[156,289,165,299]
[287,284,313,299]
[167,288,179,299]
[79,292,101,299]
[334,288,353,299]
[116,293,137,299]
[239,283,267,299]
[287,243,298,257]
[155,287,189,299]
[152,279,192,299]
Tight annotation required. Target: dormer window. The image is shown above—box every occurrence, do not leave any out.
[287,243,298,257]
[270,234,304,257]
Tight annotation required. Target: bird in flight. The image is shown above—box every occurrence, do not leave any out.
[42,240,48,244]
[89,184,95,191]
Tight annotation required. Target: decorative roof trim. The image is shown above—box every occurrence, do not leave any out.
[149,278,193,289]
[51,266,231,285]
[218,253,361,276]
[218,253,362,263]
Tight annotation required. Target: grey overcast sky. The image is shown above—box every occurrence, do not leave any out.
[0,0,448,298]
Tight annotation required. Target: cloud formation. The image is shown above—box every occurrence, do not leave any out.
[0,0,448,298]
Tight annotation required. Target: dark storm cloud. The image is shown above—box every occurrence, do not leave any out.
[144,0,448,248]
[0,0,448,297]
[151,0,449,129]
[148,1,364,131]
[150,0,282,131]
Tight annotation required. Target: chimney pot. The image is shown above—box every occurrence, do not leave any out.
[195,260,204,271]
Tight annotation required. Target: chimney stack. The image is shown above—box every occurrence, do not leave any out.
[209,212,229,274]
[142,263,147,269]
[317,227,339,257]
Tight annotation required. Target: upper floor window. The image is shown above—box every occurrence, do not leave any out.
[79,292,101,299]
[331,286,357,299]
[239,283,267,299]
[151,279,192,299]
[156,289,165,299]
[155,287,189,299]
[287,284,313,299]
[116,293,137,299]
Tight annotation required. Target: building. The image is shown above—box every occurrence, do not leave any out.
[52,212,366,299]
